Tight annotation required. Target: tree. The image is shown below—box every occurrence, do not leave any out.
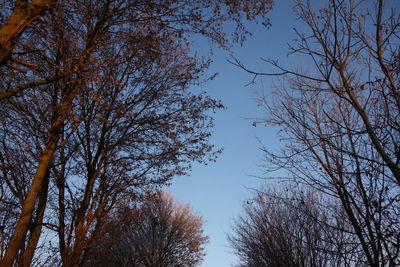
[0,1,274,266]
[233,0,400,266]
[229,186,362,267]
[48,34,220,266]
[85,191,208,267]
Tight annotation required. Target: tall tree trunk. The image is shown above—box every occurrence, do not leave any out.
[56,158,67,265]
[20,168,51,267]
[67,167,98,266]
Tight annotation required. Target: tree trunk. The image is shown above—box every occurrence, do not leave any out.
[67,167,98,266]
[0,0,54,66]
[20,168,51,267]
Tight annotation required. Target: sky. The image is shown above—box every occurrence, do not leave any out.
[167,1,301,266]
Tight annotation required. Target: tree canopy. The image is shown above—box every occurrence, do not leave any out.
[0,1,273,266]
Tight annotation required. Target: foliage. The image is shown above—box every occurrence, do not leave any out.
[0,1,274,266]
[85,191,208,267]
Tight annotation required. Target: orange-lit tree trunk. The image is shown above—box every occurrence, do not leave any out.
[0,0,54,66]
[67,148,106,266]
[20,168,50,267]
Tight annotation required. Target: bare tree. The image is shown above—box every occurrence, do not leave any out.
[233,0,400,266]
[229,186,361,267]
[85,191,208,267]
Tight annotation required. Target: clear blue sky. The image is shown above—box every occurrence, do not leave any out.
[168,1,300,266]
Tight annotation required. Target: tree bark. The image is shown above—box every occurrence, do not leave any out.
[20,168,50,267]
[0,76,64,101]
[0,0,55,66]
